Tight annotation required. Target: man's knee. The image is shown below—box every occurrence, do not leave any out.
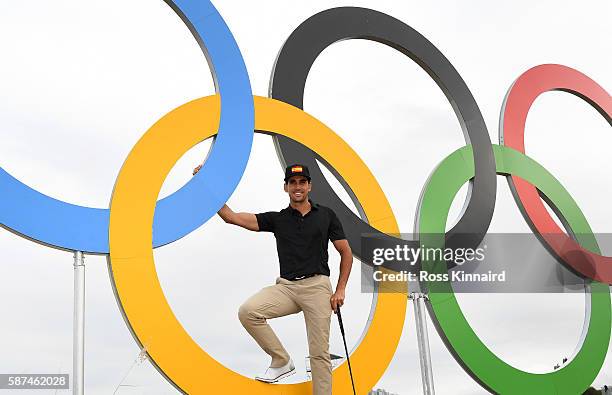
[238,301,259,326]
[237,302,250,324]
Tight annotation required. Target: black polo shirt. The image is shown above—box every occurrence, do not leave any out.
[256,200,346,280]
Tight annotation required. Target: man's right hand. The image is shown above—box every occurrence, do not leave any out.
[192,164,202,176]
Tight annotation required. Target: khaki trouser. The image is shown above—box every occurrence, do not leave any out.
[238,274,333,395]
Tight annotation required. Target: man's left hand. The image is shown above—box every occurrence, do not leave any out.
[330,289,346,313]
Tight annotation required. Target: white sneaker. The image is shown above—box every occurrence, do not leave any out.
[255,359,296,383]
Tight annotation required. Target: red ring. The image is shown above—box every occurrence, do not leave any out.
[501,64,612,283]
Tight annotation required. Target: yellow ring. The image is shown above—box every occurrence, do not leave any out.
[109,95,406,394]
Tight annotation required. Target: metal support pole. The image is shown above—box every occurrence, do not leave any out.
[73,251,85,395]
[410,292,435,395]
[417,293,435,394]
[411,293,427,393]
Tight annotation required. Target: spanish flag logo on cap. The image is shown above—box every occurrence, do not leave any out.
[291,166,303,173]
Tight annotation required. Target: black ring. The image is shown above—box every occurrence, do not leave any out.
[269,7,496,271]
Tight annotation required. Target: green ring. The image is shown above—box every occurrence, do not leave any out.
[418,144,611,394]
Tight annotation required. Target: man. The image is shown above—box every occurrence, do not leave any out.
[193,163,353,395]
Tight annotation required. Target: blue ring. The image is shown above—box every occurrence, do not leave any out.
[0,0,254,253]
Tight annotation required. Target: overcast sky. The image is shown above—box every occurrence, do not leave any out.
[0,0,611,394]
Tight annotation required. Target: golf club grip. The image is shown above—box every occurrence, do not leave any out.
[337,308,345,335]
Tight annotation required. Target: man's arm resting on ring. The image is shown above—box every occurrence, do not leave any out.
[192,167,258,231]
[218,204,259,231]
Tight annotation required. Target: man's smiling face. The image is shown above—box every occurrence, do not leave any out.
[284,176,311,204]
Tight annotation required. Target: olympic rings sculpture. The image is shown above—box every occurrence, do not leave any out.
[1,3,610,394]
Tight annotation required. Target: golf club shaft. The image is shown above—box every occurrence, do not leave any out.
[337,306,356,395]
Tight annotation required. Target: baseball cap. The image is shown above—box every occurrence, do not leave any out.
[284,164,311,182]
